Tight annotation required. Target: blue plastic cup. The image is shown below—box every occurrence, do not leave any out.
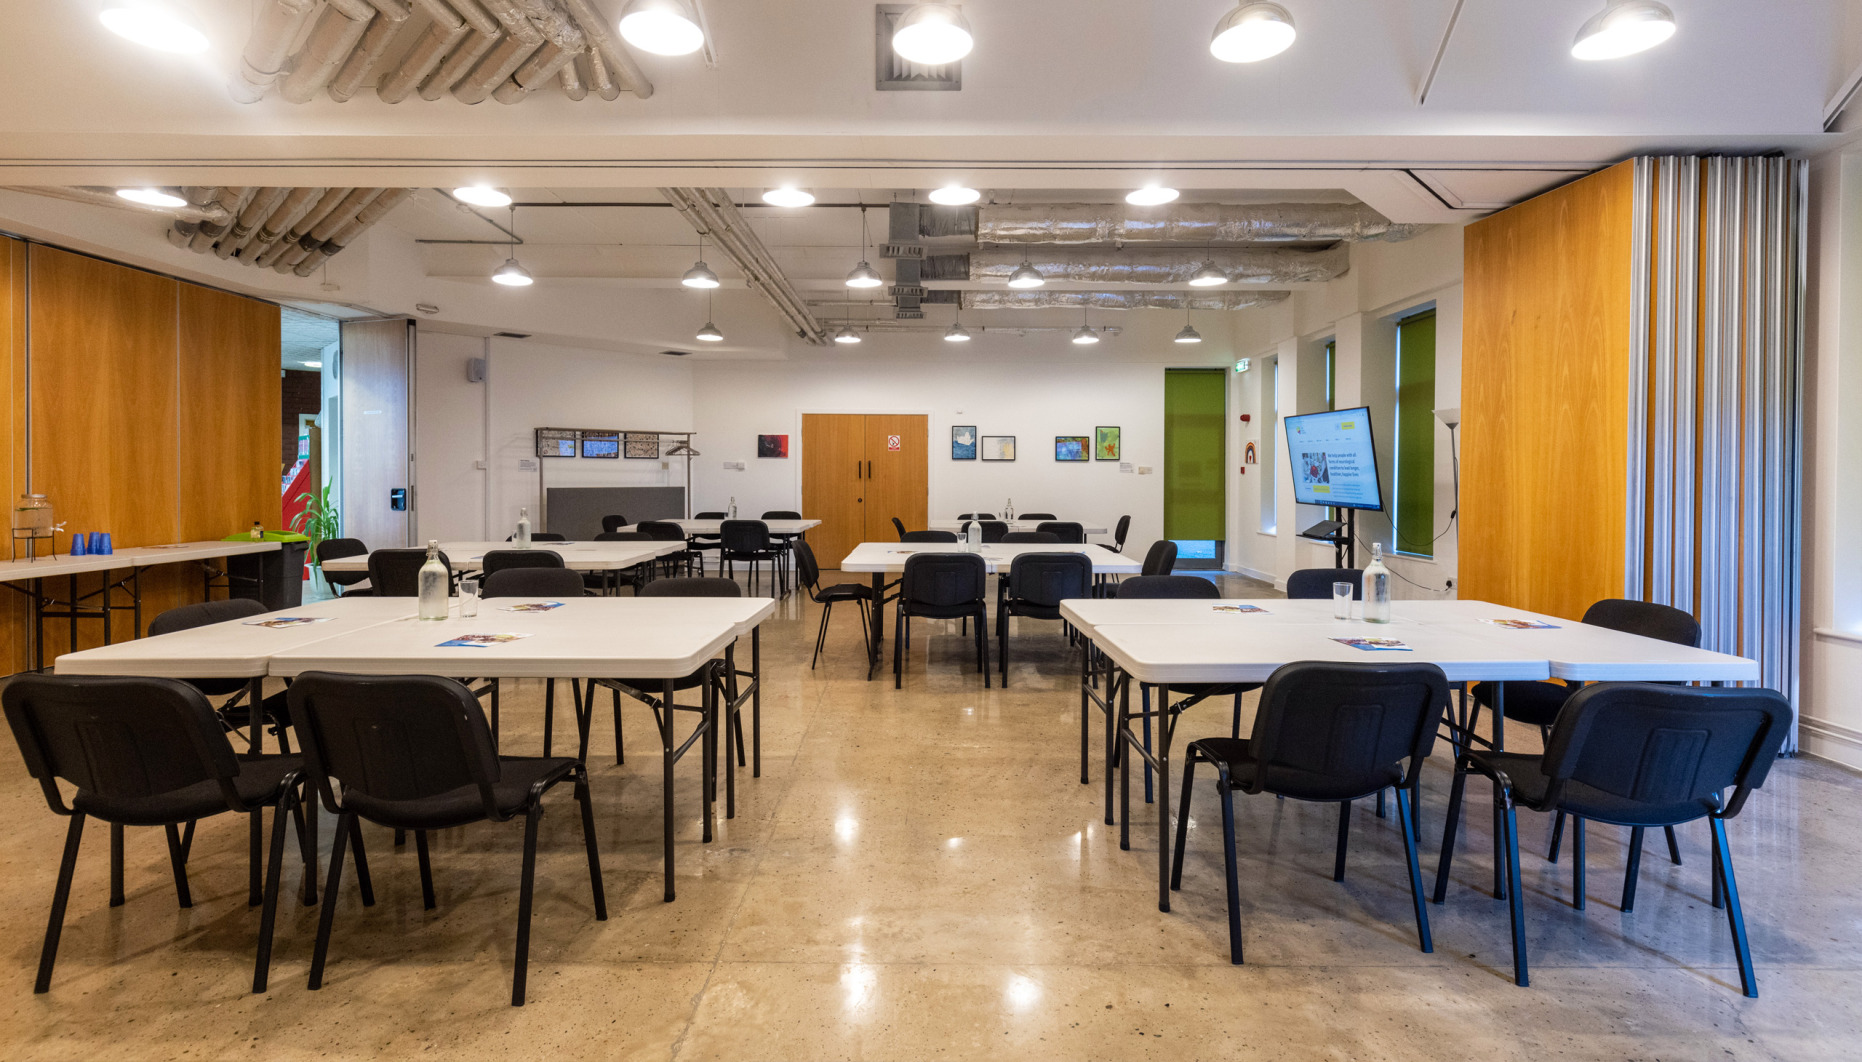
[70,534,86,556]
[96,532,112,555]
[87,532,105,555]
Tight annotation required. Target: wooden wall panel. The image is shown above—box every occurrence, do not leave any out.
[180,284,280,540]
[1,238,26,673]
[339,318,411,549]
[1461,161,1635,620]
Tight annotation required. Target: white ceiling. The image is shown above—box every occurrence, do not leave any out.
[280,305,337,368]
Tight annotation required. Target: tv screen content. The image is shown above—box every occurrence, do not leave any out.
[1284,406,1385,511]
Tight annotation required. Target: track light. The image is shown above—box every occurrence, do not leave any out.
[1174,324,1203,344]
[452,186,512,208]
[1126,185,1179,206]
[892,3,974,65]
[929,184,981,206]
[681,232,720,288]
[1071,326,1100,346]
[762,187,815,208]
[845,261,883,288]
[115,187,188,208]
[834,326,863,345]
[1209,2,1297,63]
[100,3,210,54]
[492,258,533,287]
[1571,1,1675,60]
[618,0,705,56]
[1188,262,1228,287]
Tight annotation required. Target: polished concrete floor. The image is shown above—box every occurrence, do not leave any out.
[1,573,1858,1060]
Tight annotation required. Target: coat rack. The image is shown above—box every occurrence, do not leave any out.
[532,427,700,528]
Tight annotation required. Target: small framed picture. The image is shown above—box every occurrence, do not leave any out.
[1094,426,1121,461]
[951,425,977,460]
[623,433,660,459]
[981,435,1016,461]
[757,434,789,458]
[581,431,620,458]
[1055,436,1090,462]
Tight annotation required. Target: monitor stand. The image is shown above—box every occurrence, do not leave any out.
[1297,509,1356,568]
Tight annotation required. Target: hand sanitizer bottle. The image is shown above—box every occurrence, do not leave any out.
[515,507,531,548]
[418,540,449,620]
[728,496,738,520]
[1362,542,1392,623]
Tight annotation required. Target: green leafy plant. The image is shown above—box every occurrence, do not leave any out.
[292,482,340,563]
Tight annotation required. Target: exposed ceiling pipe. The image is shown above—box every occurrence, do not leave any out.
[559,0,653,98]
[245,186,329,259]
[961,290,1289,311]
[967,244,1349,285]
[584,44,621,100]
[295,188,416,275]
[661,187,828,345]
[280,0,377,104]
[493,40,583,103]
[330,0,410,102]
[255,188,352,268]
[191,188,253,251]
[977,203,1427,244]
[230,0,320,103]
[377,1,471,102]
[216,187,290,259]
[421,21,501,99]
[2,185,233,224]
[558,52,588,100]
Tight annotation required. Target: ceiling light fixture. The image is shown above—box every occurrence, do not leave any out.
[617,0,705,56]
[945,309,971,342]
[929,184,981,206]
[304,360,324,368]
[1209,2,1297,63]
[1125,184,1180,206]
[681,232,720,289]
[891,3,974,65]
[1188,262,1228,287]
[490,205,533,286]
[1174,324,1203,344]
[696,289,723,341]
[762,187,815,208]
[115,187,188,208]
[1072,306,1099,345]
[452,185,512,208]
[834,326,863,345]
[846,206,884,288]
[1007,245,1045,289]
[100,3,211,54]
[1571,0,1675,61]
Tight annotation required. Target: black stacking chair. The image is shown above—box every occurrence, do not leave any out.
[591,531,654,593]
[960,520,1009,544]
[288,673,605,1007]
[958,512,996,520]
[4,674,314,994]
[639,520,698,577]
[149,599,294,751]
[688,511,728,571]
[1106,515,1131,553]
[315,537,369,594]
[1173,662,1450,964]
[1106,540,1176,596]
[481,549,565,576]
[1433,683,1791,995]
[1019,512,1057,521]
[1287,568,1363,599]
[1035,521,1085,543]
[761,509,804,586]
[480,568,588,757]
[507,532,566,543]
[1001,531,1059,544]
[796,540,874,669]
[900,529,959,543]
[600,514,630,533]
[892,516,908,540]
[996,552,1092,686]
[895,552,990,689]
[720,519,785,595]
[367,547,453,597]
[596,531,654,542]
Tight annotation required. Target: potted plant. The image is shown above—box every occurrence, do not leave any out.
[291,482,339,592]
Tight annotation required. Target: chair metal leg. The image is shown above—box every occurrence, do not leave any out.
[1140,685,1154,805]
[1572,816,1587,910]
[1220,782,1244,964]
[307,810,352,991]
[512,805,541,1007]
[1432,756,1469,904]
[1502,799,1529,987]
[1170,750,1197,890]
[998,608,1009,686]
[291,795,319,907]
[1665,824,1683,865]
[1105,674,1124,827]
[252,792,292,993]
[349,817,376,906]
[1376,788,1386,819]
[1621,826,1645,912]
[1079,647,1091,785]
[163,822,193,908]
[543,678,555,757]
[894,609,905,689]
[1230,692,1242,740]
[33,813,85,993]
[249,810,263,906]
[611,685,624,765]
[109,823,125,907]
[1712,836,1725,909]
[575,766,608,920]
[1334,800,1352,883]
[1395,785,1433,953]
[1547,810,1566,863]
[415,830,437,910]
[1710,816,1758,997]
[979,606,990,688]
[812,599,832,669]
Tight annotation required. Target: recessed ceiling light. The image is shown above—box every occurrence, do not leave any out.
[1173,325,1203,344]
[834,327,863,344]
[618,0,705,56]
[929,184,981,206]
[1007,262,1045,288]
[304,360,324,368]
[762,187,815,208]
[845,261,884,288]
[115,187,188,208]
[892,4,974,65]
[1126,185,1179,206]
[491,258,533,286]
[1571,0,1675,61]
[1071,326,1100,345]
[452,186,512,208]
[696,321,724,342]
[100,4,210,54]
[1209,2,1297,63]
[1188,262,1228,287]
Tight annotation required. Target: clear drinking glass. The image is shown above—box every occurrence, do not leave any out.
[1333,581,1354,620]
[459,576,480,618]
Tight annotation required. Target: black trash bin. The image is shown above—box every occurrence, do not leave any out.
[229,540,308,610]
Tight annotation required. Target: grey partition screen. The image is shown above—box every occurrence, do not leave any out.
[545,488,686,539]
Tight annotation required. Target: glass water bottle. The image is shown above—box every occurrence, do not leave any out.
[728,496,738,520]
[1362,543,1392,623]
[417,540,449,620]
[1004,498,1014,520]
[515,507,532,548]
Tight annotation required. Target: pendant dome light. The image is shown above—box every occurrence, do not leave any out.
[1571,1,1675,60]
[929,184,981,206]
[617,0,705,56]
[1071,306,1099,345]
[115,187,188,208]
[681,232,720,289]
[834,326,863,345]
[100,3,210,54]
[1007,246,1045,289]
[696,289,723,342]
[846,206,884,288]
[1209,2,1297,63]
[1175,305,1203,344]
[1188,262,1228,287]
[891,3,974,65]
[490,205,533,287]
[945,308,972,342]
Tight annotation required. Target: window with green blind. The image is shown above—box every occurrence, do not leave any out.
[1163,368,1227,546]
[1324,340,1336,411]
[1394,310,1436,557]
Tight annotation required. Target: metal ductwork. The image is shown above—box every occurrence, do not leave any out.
[977,203,1427,244]
[967,244,1348,285]
[231,0,653,104]
[142,186,412,273]
[3,186,234,225]
[960,290,1290,311]
[661,187,830,345]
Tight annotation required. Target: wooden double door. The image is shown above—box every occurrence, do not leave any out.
[802,413,927,568]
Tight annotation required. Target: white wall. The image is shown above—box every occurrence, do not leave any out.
[412,330,490,542]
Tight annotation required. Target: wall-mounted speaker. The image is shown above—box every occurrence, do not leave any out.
[466,357,487,383]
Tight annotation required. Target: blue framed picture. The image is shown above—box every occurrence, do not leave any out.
[951,425,977,460]
[1055,436,1089,461]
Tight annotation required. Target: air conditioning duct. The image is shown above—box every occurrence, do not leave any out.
[967,243,1347,285]
[977,203,1426,244]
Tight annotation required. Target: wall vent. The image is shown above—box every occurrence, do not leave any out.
[493,331,532,339]
[876,6,962,91]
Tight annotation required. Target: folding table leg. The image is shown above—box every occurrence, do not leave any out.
[661,677,678,902]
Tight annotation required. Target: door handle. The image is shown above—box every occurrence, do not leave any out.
[856,459,862,480]
[867,460,873,478]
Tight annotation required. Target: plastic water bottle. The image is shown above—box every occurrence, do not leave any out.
[1005,498,1014,520]
[966,520,982,550]
[418,540,449,620]
[515,506,531,548]
[1362,543,1392,623]
[728,497,738,520]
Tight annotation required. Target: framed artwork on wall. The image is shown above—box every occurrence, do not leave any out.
[1055,436,1090,462]
[981,435,1017,461]
[623,432,660,459]
[757,434,790,458]
[1094,426,1121,461]
[951,425,977,460]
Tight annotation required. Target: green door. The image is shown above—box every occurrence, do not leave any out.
[1164,368,1227,565]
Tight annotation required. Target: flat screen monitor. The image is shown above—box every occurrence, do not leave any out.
[1283,406,1384,512]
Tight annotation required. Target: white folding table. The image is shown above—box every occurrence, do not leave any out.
[928,519,1111,536]
[318,540,684,594]
[616,518,821,537]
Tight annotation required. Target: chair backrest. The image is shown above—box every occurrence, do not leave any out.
[794,539,822,592]
[892,516,908,540]
[761,510,801,520]
[1035,521,1085,543]
[368,548,453,597]
[901,530,958,543]
[594,531,653,542]
[1001,531,1059,544]
[148,597,269,637]
[957,513,996,520]
[481,549,565,575]
[694,511,728,520]
[721,519,772,552]
[1243,662,1451,798]
[1139,540,1178,576]
[1112,515,1131,550]
[1116,575,1219,600]
[639,576,743,598]
[287,673,502,821]
[977,520,1009,543]
[1581,599,1702,647]
[638,520,689,542]
[1018,512,1057,521]
[482,567,586,599]
[1007,552,1093,608]
[1287,568,1363,600]
[315,537,367,563]
[1542,683,1791,819]
[507,532,565,542]
[600,514,630,533]
[3,674,244,816]
[901,552,987,608]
